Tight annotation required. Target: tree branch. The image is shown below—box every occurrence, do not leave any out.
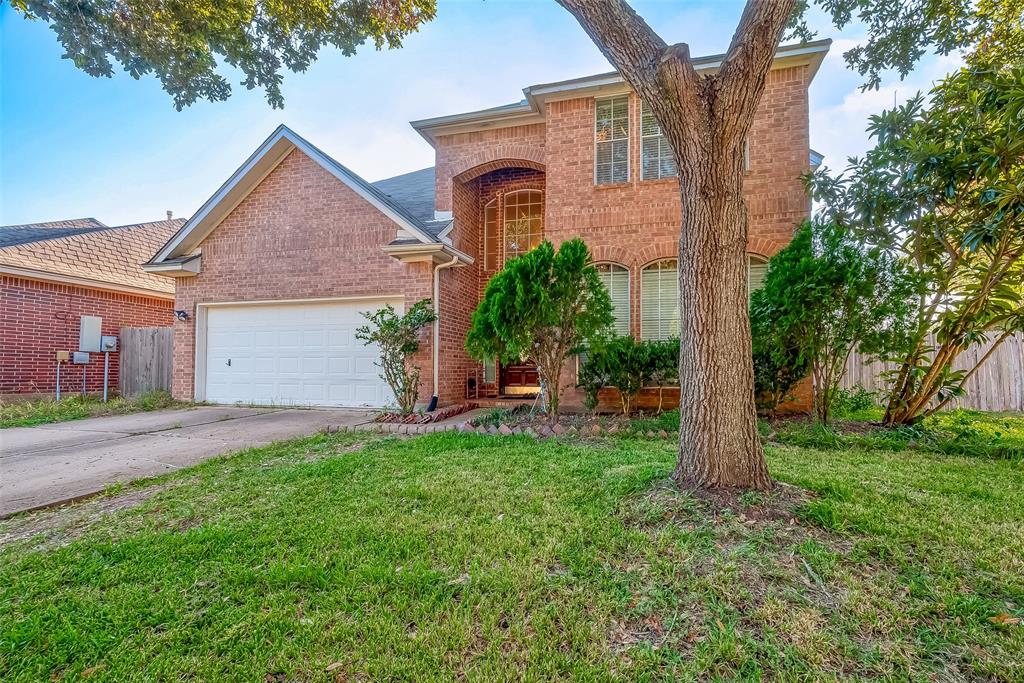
[714,0,796,141]
[555,0,701,113]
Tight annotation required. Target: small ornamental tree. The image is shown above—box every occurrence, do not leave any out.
[355,299,435,414]
[809,67,1024,424]
[755,221,915,424]
[466,239,613,418]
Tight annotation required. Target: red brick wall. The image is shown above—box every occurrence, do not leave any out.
[172,149,433,402]
[0,275,173,397]
[434,123,546,213]
[434,66,813,412]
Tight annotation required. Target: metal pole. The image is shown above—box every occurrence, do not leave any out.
[82,364,87,396]
[103,352,109,402]
[56,362,61,401]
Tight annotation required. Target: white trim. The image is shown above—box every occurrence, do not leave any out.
[0,265,175,300]
[151,125,436,264]
[192,295,404,402]
[141,255,202,277]
[433,210,453,221]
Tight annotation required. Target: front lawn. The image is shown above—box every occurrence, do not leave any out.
[0,391,180,429]
[1,432,1021,681]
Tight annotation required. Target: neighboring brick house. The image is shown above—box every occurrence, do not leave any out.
[144,40,829,411]
[1,218,183,397]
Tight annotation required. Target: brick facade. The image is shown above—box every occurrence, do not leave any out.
[171,149,434,402]
[0,275,173,397]
[434,66,812,411]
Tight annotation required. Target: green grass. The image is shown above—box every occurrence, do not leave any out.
[1,432,1021,681]
[0,391,180,428]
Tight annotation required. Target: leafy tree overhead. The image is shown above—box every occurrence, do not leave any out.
[9,0,436,109]
[465,239,613,419]
[808,66,1024,425]
[17,0,1021,489]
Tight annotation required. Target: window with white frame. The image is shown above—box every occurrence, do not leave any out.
[596,263,630,336]
[483,199,498,271]
[595,95,630,185]
[503,189,543,262]
[641,101,677,180]
[748,254,768,297]
[640,259,679,341]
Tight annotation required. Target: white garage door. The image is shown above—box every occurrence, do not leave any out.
[203,299,399,408]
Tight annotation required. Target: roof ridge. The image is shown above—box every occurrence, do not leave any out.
[0,218,186,251]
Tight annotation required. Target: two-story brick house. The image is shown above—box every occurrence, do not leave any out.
[145,40,829,410]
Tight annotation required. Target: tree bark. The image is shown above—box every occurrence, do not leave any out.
[557,0,793,490]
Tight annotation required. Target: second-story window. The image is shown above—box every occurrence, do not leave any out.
[641,101,677,180]
[595,95,629,185]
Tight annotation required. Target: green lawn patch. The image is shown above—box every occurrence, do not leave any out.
[1,432,1021,681]
[0,391,180,429]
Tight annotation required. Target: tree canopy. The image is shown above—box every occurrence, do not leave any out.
[10,0,436,109]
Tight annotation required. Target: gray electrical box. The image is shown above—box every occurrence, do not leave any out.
[101,335,118,352]
[72,352,90,364]
[79,316,102,352]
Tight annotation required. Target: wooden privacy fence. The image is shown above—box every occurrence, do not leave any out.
[119,327,173,398]
[843,332,1024,412]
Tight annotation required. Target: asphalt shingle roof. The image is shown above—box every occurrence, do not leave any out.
[0,218,108,248]
[0,219,185,295]
[370,167,453,240]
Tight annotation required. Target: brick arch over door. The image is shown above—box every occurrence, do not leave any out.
[452,156,546,185]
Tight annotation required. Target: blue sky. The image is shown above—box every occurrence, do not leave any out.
[0,0,961,227]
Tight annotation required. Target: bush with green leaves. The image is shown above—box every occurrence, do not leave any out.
[465,239,613,418]
[750,290,810,416]
[753,220,916,424]
[355,299,436,415]
[577,336,679,416]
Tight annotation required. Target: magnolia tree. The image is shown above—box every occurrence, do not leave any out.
[465,239,612,419]
[355,300,435,415]
[808,66,1024,425]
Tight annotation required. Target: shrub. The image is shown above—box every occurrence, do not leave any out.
[753,220,915,424]
[355,299,436,414]
[465,239,613,418]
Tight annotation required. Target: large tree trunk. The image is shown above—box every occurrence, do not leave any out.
[556,0,793,490]
[672,126,771,489]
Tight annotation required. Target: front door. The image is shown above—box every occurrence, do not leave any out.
[500,361,540,395]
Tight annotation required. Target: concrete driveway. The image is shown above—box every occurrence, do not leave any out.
[0,406,374,516]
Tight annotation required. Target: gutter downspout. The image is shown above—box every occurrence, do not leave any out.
[429,254,461,411]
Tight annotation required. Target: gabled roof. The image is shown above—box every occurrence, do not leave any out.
[149,125,441,266]
[0,219,183,297]
[0,217,108,248]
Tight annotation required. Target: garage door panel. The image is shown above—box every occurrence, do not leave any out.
[204,299,397,408]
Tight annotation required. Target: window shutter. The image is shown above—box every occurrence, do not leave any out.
[748,256,768,297]
[641,260,679,340]
[597,264,630,336]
